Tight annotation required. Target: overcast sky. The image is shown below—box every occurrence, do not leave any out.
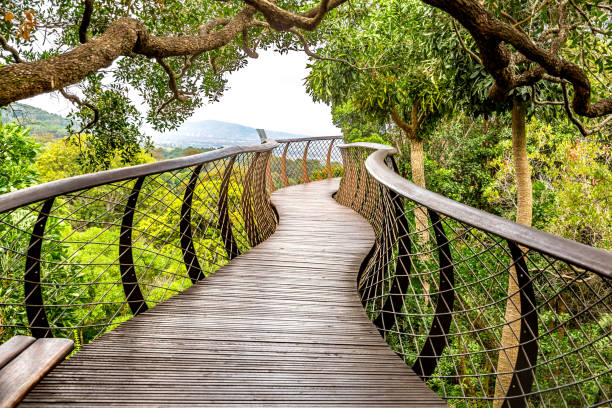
[23,50,340,136]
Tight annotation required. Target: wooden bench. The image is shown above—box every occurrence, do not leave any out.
[0,336,73,408]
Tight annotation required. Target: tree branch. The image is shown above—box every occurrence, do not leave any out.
[587,115,612,134]
[79,0,94,44]
[391,107,415,139]
[156,57,191,113]
[0,35,24,63]
[559,83,612,136]
[243,0,346,30]
[530,85,563,106]
[586,2,612,12]
[288,27,387,71]
[59,88,100,133]
[241,27,259,58]
[569,0,607,35]
[513,0,549,27]
[451,20,481,65]
[422,0,612,117]
[562,83,587,136]
[0,7,259,106]
[0,0,350,108]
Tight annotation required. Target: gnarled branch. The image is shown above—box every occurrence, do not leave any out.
[423,0,611,118]
[0,7,258,107]
[244,0,344,31]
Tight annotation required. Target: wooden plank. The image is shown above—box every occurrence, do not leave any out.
[0,336,35,370]
[21,179,446,407]
[0,338,73,408]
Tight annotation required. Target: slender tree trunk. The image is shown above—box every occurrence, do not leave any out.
[390,105,430,294]
[493,100,532,406]
[410,137,429,242]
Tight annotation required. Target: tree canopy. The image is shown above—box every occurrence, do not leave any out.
[0,0,609,164]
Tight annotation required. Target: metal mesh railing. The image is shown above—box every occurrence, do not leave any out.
[337,143,612,408]
[0,143,278,346]
[267,136,343,190]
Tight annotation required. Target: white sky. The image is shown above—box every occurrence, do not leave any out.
[23,50,340,136]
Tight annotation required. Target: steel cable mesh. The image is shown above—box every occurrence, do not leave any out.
[268,137,343,190]
[337,145,611,407]
[0,150,277,346]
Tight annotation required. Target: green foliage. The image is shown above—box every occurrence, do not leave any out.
[312,166,344,181]
[152,146,216,160]
[0,103,70,138]
[331,101,389,143]
[306,0,457,141]
[35,136,156,183]
[66,75,152,169]
[420,117,507,211]
[0,118,40,194]
[484,119,611,248]
[0,0,269,165]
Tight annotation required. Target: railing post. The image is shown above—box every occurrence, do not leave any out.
[337,146,360,209]
[119,176,149,316]
[256,128,268,143]
[218,157,241,260]
[360,149,379,220]
[281,143,290,187]
[503,241,538,408]
[252,151,276,241]
[266,156,275,193]
[24,198,55,338]
[335,147,350,205]
[326,139,334,179]
[373,187,412,332]
[354,150,368,213]
[180,165,205,283]
[302,141,311,183]
[241,153,262,246]
[412,209,455,379]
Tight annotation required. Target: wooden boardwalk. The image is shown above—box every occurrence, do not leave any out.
[21,179,446,406]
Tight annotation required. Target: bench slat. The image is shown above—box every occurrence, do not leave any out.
[0,336,36,370]
[0,338,73,408]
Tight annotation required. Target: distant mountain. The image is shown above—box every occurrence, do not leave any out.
[152,120,322,148]
[0,103,70,137]
[0,104,332,149]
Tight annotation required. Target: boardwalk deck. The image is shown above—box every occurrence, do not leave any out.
[21,179,446,407]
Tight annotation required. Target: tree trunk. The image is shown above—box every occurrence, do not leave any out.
[410,137,429,241]
[391,106,430,243]
[493,100,532,406]
[390,105,430,293]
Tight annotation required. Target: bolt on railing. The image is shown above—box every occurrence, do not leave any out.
[337,143,611,408]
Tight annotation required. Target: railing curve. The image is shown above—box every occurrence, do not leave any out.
[269,136,343,190]
[337,142,611,408]
[0,141,280,345]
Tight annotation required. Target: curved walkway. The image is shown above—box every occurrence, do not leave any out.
[22,179,445,406]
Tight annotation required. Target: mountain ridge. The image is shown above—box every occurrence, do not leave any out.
[1,103,337,148]
[152,119,329,148]
[0,103,70,137]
